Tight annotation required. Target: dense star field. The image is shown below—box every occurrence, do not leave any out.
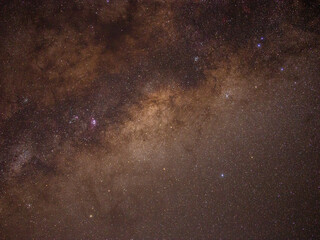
[0,0,319,239]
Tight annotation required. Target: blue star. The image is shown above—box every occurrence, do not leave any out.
[257,43,261,48]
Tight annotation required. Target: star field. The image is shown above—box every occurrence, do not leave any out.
[0,0,319,239]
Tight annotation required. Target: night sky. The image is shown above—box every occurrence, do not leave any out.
[0,0,320,239]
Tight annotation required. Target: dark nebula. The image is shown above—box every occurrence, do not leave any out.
[0,0,319,239]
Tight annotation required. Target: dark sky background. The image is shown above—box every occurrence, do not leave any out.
[0,0,319,239]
